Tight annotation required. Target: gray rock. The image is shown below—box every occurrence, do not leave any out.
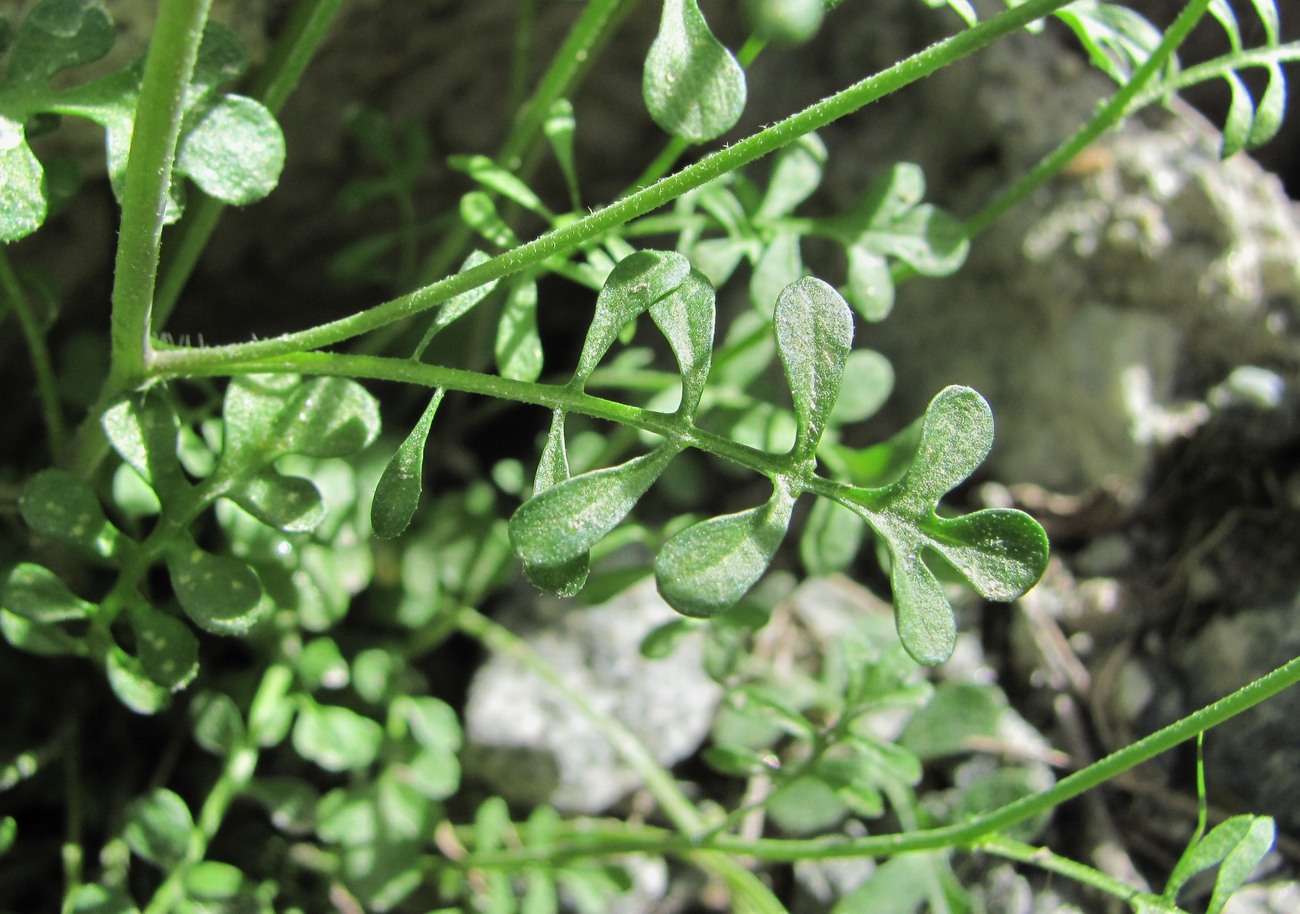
[463,577,723,814]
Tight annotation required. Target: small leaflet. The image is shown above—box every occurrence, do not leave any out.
[643,0,747,143]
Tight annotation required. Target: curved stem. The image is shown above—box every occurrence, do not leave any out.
[453,606,707,836]
[149,0,1076,374]
[961,0,1213,240]
[1123,40,1300,114]
[152,0,346,330]
[0,250,67,459]
[109,0,214,390]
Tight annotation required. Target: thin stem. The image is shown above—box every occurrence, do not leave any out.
[0,250,67,458]
[453,605,707,835]
[1124,41,1300,113]
[417,0,643,287]
[962,0,1213,239]
[152,0,345,329]
[509,0,538,120]
[150,0,1077,375]
[452,651,1300,868]
[141,665,291,914]
[976,834,1149,906]
[109,0,214,390]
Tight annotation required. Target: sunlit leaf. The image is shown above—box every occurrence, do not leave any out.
[522,410,590,596]
[220,374,381,470]
[106,646,170,714]
[750,229,803,314]
[510,443,680,568]
[643,0,747,142]
[0,122,45,241]
[544,98,581,209]
[102,392,188,501]
[842,387,1049,664]
[573,250,691,386]
[773,277,854,460]
[655,479,796,618]
[741,0,825,43]
[177,95,284,204]
[190,691,246,757]
[649,267,715,420]
[1166,815,1276,912]
[800,495,866,576]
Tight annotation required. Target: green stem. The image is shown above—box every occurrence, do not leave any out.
[453,605,707,835]
[150,0,1077,374]
[416,0,643,287]
[1123,40,1300,113]
[976,834,1149,907]
[0,249,67,459]
[455,651,1300,868]
[962,0,1212,239]
[152,0,345,330]
[109,0,214,391]
[141,665,291,914]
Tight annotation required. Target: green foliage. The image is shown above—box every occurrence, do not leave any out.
[0,0,1294,911]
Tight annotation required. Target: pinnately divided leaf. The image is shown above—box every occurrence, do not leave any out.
[842,386,1049,664]
[573,250,691,386]
[643,0,747,143]
[648,268,716,420]
[509,443,681,569]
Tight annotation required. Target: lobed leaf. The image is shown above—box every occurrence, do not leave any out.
[166,540,266,635]
[2,0,114,87]
[773,277,854,461]
[573,249,691,385]
[20,468,122,558]
[176,94,285,204]
[102,392,188,501]
[655,479,797,618]
[371,389,444,539]
[293,700,384,771]
[227,469,325,533]
[842,387,1049,664]
[648,267,716,420]
[510,443,680,569]
[522,411,590,596]
[2,562,96,623]
[643,0,747,143]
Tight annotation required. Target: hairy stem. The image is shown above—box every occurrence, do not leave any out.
[149,0,1076,375]
[109,0,214,390]
[152,0,346,329]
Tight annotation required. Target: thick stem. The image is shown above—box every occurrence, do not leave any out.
[152,0,346,329]
[109,0,214,390]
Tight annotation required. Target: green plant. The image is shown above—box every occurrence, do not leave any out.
[1,0,1297,911]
